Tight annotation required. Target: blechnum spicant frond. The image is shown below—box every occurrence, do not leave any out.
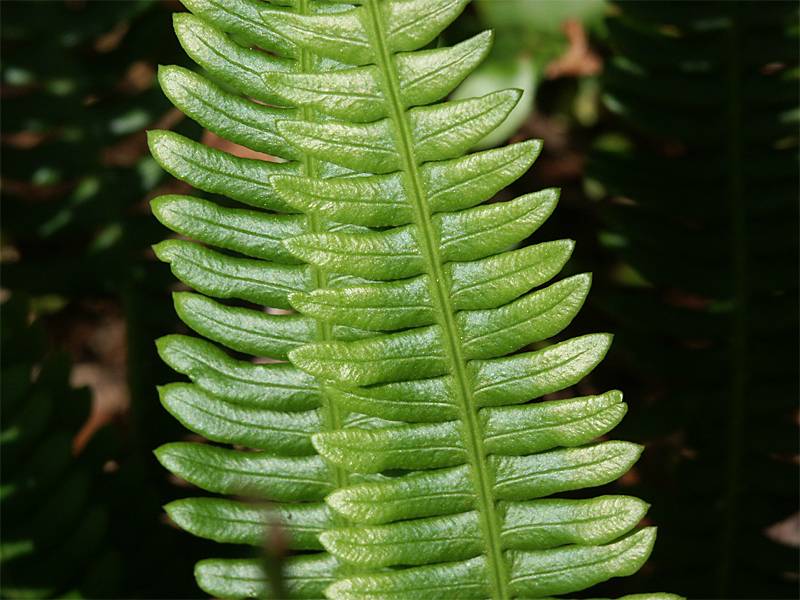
[261,1,680,599]
[149,0,679,598]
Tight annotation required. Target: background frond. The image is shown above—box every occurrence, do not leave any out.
[0,296,120,598]
[589,2,799,597]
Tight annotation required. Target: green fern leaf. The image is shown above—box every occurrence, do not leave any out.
[261,1,680,598]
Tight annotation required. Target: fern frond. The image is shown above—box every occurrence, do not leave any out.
[149,1,387,596]
[265,1,675,598]
[590,2,799,598]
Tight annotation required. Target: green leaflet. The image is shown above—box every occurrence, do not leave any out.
[157,66,301,159]
[290,239,576,331]
[148,130,299,212]
[275,89,522,172]
[261,0,470,66]
[284,189,559,280]
[156,335,321,411]
[323,442,642,524]
[181,0,298,55]
[153,239,311,310]
[290,277,591,385]
[195,554,339,600]
[314,391,627,472]
[173,12,292,103]
[149,1,384,597]
[152,195,305,263]
[263,1,679,598]
[166,498,330,550]
[272,139,543,227]
[506,528,656,597]
[155,442,334,501]
[159,383,319,454]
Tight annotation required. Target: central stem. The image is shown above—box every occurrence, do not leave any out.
[364,2,510,598]
[297,0,349,503]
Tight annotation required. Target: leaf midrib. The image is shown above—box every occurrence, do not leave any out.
[297,0,351,534]
[363,2,510,598]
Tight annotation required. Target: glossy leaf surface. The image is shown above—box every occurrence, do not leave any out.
[151,1,678,598]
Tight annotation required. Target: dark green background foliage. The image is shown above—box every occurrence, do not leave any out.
[1,1,209,598]
[1,296,120,598]
[589,2,799,598]
[1,0,201,295]
[0,1,797,599]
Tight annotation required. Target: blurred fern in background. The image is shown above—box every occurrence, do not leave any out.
[1,0,199,295]
[589,1,799,597]
[1,2,207,597]
[0,296,120,599]
[0,0,203,439]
